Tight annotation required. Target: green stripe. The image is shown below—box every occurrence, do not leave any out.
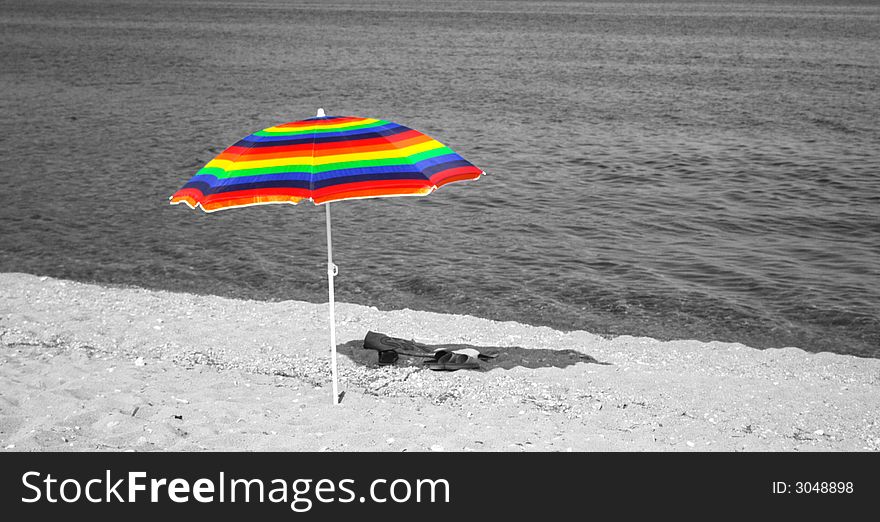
[407,146,454,165]
[207,164,312,178]
[202,146,453,179]
[253,120,389,137]
[196,166,229,176]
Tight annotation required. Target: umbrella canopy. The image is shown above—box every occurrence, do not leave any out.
[170,112,483,210]
[170,110,483,404]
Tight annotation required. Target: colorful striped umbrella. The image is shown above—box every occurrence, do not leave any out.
[170,109,484,404]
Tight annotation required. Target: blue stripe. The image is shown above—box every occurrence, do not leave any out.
[422,159,473,176]
[187,172,312,186]
[406,153,465,170]
[181,179,310,195]
[314,163,428,182]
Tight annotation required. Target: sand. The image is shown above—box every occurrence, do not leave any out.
[1,272,878,452]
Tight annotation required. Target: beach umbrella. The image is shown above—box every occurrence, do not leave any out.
[170,109,484,404]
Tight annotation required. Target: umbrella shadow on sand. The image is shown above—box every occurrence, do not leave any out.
[337,339,610,371]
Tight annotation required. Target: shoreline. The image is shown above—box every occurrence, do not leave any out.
[1,272,878,451]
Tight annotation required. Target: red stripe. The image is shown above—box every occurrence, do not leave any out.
[171,188,205,199]
[311,179,433,199]
[201,187,312,202]
[315,186,430,204]
[312,133,429,156]
[172,187,310,207]
[311,129,421,150]
[430,166,483,187]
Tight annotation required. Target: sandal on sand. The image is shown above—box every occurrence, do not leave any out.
[424,348,481,371]
[376,350,399,366]
[363,331,497,369]
[363,331,433,365]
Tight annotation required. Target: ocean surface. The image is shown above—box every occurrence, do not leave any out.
[1,0,878,357]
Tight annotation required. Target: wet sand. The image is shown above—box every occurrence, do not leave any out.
[1,272,878,451]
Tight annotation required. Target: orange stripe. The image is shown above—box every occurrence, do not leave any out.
[432,168,483,188]
[201,194,305,212]
[170,195,199,208]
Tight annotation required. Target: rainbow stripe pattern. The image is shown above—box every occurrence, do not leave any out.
[170,115,484,211]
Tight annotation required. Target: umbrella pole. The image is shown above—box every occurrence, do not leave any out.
[325,202,340,405]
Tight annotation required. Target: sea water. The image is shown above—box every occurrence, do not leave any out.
[1,0,878,356]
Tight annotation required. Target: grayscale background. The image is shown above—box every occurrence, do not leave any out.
[1,0,878,356]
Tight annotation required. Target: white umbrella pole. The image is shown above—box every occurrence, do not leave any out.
[325,202,340,405]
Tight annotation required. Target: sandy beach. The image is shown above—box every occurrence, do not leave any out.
[1,272,878,452]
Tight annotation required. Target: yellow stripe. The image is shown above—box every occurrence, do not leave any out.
[261,118,378,134]
[206,140,445,171]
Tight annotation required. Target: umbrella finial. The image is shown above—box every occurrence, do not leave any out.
[316,108,325,117]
